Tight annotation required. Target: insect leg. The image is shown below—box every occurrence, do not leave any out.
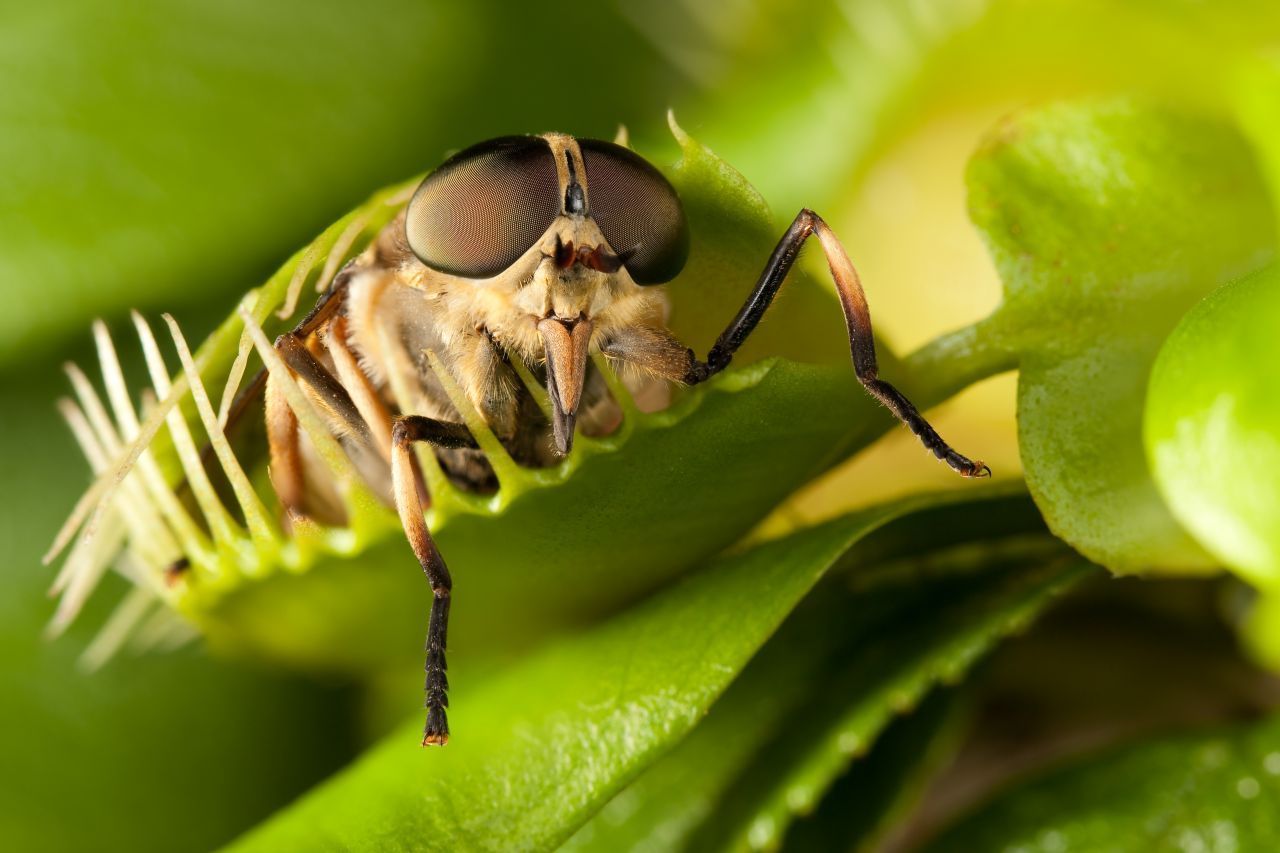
[264,328,383,517]
[219,260,362,443]
[264,369,305,512]
[201,259,365,492]
[274,332,376,447]
[325,316,394,462]
[290,258,359,340]
[390,415,478,746]
[685,208,988,477]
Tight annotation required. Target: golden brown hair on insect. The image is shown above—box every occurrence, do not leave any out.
[47,128,988,747]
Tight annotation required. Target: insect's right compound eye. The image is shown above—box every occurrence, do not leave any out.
[406,136,561,279]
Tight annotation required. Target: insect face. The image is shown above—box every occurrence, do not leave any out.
[404,133,690,454]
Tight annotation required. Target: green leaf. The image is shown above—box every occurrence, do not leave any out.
[1146,265,1280,589]
[221,493,993,853]
[967,97,1276,573]
[1145,265,1280,668]
[686,547,1086,853]
[565,497,1086,853]
[780,689,964,853]
[928,713,1280,852]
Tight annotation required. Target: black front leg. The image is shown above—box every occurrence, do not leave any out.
[390,415,479,746]
[686,208,989,478]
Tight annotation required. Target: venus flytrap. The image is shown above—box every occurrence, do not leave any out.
[45,122,986,677]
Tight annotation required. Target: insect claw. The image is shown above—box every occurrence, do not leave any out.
[422,708,450,746]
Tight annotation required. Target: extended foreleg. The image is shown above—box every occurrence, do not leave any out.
[685,208,988,478]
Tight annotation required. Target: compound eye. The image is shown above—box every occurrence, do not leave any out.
[406,136,560,278]
[580,140,689,284]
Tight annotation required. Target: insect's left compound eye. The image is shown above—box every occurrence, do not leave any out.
[406,136,561,278]
[580,140,689,285]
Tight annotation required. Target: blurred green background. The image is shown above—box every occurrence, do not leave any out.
[4,1,1280,850]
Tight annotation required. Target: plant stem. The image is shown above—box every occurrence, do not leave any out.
[904,314,1019,409]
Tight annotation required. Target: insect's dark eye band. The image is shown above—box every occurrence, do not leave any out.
[406,136,560,278]
[580,139,689,284]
